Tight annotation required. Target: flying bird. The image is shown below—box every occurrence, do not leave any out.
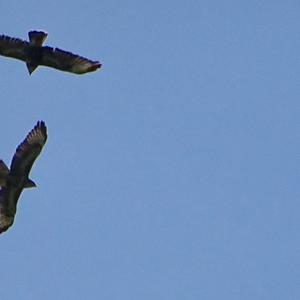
[0,121,47,234]
[0,30,101,74]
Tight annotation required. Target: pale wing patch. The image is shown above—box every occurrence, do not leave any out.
[26,126,46,146]
[16,121,47,157]
[71,57,101,74]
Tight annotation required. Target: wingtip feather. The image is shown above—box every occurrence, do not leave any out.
[87,62,102,72]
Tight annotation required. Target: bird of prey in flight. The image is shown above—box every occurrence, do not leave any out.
[0,121,47,234]
[0,30,101,75]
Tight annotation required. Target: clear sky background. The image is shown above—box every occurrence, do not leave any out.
[0,1,299,299]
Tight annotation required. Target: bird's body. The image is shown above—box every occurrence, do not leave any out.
[0,121,47,234]
[0,180,23,233]
[0,31,101,74]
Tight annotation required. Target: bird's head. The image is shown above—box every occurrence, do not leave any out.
[24,179,37,188]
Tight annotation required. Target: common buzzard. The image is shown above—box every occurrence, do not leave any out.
[0,30,101,75]
[0,121,47,234]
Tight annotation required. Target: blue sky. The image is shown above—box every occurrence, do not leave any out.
[0,1,299,299]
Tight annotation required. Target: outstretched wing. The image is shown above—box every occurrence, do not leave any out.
[0,34,29,62]
[10,121,47,177]
[40,46,101,74]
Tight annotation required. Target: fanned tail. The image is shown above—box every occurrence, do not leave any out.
[28,30,48,46]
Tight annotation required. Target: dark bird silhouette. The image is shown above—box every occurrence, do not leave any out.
[0,30,101,74]
[0,121,47,234]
